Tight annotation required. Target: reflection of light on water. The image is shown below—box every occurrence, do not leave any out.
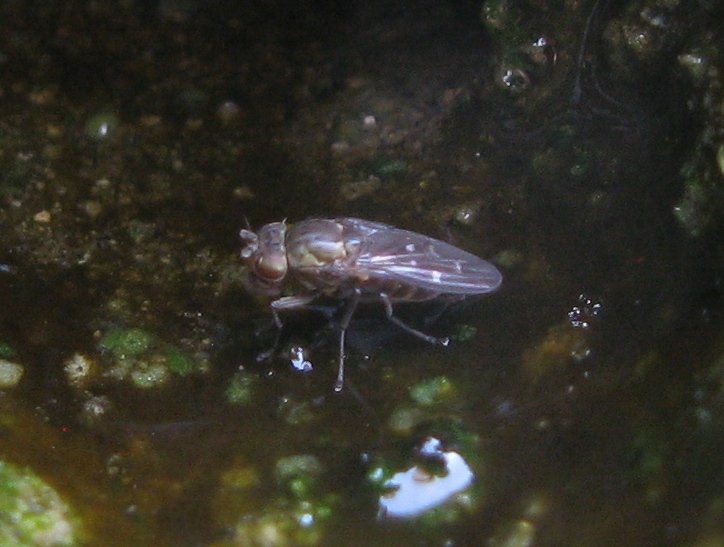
[297,512,314,527]
[567,294,602,329]
[378,437,474,519]
[289,346,313,372]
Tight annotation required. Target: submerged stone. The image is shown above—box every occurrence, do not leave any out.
[0,360,23,389]
[408,376,456,407]
[0,461,82,546]
[225,371,257,406]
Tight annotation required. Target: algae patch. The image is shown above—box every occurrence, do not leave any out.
[0,461,82,547]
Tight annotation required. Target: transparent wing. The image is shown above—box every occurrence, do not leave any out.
[354,226,502,295]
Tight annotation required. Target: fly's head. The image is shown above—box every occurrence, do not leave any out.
[240,221,288,295]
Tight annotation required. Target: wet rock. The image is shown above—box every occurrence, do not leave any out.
[0,359,23,389]
[0,460,82,546]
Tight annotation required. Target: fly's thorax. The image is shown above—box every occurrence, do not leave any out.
[286,219,349,269]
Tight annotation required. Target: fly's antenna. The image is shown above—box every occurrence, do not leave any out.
[239,217,259,258]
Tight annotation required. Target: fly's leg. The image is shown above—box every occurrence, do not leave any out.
[380,293,450,347]
[255,308,284,362]
[258,294,318,363]
[334,288,361,392]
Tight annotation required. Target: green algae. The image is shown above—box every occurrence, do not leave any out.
[0,461,80,547]
[98,327,208,388]
[99,328,153,359]
[0,341,16,359]
[225,370,257,405]
[212,453,338,547]
[408,375,457,407]
[162,345,196,376]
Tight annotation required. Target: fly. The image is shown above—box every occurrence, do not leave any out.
[240,217,502,391]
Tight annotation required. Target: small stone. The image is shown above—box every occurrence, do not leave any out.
[95,178,112,190]
[33,210,51,223]
[64,353,94,388]
[82,201,103,218]
[0,359,23,388]
[225,371,256,405]
[387,406,424,435]
[233,186,255,200]
[80,395,112,425]
[0,461,79,544]
[46,125,62,138]
[362,115,377,128]
[130,360,169,388]
[409,376,456,406]
[330,141,350,154]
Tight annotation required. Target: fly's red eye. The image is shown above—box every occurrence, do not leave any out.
[254,252,287,281]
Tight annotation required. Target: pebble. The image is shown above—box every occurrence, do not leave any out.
[0,359,23,388]
[33,210,52,223]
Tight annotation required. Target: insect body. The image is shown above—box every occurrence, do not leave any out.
[240,217,502,390]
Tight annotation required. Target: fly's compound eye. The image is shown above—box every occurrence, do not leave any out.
[254,251,288,282]
[242,221,289,284]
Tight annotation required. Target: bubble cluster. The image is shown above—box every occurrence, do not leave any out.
[567,294,602,329]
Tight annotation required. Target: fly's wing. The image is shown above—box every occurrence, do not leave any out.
[336,217,394,238]
[354,227,503,295]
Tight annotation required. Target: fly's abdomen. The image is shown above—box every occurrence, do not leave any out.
[357,276,442,302]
